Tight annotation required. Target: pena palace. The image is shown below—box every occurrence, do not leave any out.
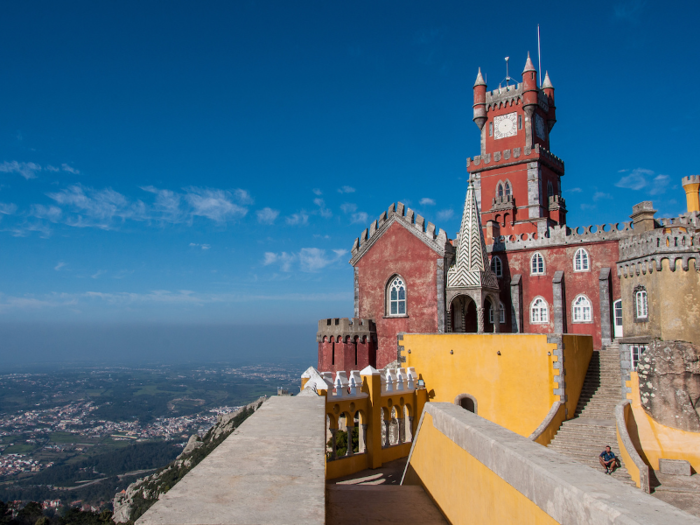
[315,53,700,378]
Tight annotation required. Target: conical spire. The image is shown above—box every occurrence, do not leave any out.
[446,180,498,289]
[542,71,554,89]
[522,52,536,74]
[474,67,486,87]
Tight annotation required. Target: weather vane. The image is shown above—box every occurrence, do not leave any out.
[500,56,512,88]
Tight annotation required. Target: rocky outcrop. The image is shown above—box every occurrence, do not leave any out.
[637,340,700,432]
[113,396,267,523]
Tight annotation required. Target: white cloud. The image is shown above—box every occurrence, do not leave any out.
[581,203,596,211]
[256,207,280,225]
[615,168,654,191]
[189,243,211,250]
[337,185,355,194]
[648,174,670,196]
[566,187,583,193]
[234,189,254,205]
[0,161,42,180]
[592,192,612,201]
[0,203,18,215]
[61,163,80,175]
[264,248,347,272]
[48,185,142,228]
[31,204,61,222]
[420,198,436,206]
[437,209,454,221]
[313,198,332,218]
[312,188,322,196]
[46,165,60,172]
[184,187,248,223]
[91,270,105,279]
[54,262,66,271]
[141,186,183,223]
[350,212,369,224]
[341,203,357,214]
[286,211,309,226]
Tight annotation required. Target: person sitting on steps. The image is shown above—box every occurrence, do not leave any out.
[599,445,617,474]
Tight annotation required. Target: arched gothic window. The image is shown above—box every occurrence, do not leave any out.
[531,252,545,275]
[387,276,406,316]
[488,302,505,324]
[490,256,503,278]
[504,182,511,196]
[497,183,504,197]
[574,248,590,272]
[572,295,592,323]
[530,297,549,324]
[635,287,648,320]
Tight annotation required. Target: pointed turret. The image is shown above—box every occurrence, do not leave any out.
[541,71,553,89]
[542,71,557,131]
[474,67,486,87]
[522,52,536,74]
[473,68,487,131]
[446,180,498,290]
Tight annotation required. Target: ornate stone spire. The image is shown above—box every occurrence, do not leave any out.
[447,180,498,289]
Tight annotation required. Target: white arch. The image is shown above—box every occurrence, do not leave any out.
[530,297,549,324]
[572,294,592,323]
[531,252,545,275]
[574,248,590,272]
[386,275,407,316]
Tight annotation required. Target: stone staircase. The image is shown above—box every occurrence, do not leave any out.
[548,344,635,486]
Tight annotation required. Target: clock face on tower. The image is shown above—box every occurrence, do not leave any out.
[535,114,546,140]
[494,112,517,139]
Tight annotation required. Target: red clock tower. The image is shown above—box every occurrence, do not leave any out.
[468,54,565,242]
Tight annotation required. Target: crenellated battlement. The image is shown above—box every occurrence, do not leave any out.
[617,223,700,277]
[467,143,564,174]
[484,83,522,109]
[317,317,376,343]
[682,175,700,186]
[487,222,634,253]
[349,202,453,265]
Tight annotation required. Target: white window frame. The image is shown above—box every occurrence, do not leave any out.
[387,275,407,317]
[491,256,503,278]
[630,345,647,371]
[531,252,545,275]
[574,248,590,273]
[530,297,549,324]
[635,289,648,320]
[572,294,593,323]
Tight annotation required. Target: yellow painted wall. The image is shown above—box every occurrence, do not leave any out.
[403,412,559,525]
[621,258,700,344]
[532,402,566,446]
[403,334,592,437]
[626,372,700,472]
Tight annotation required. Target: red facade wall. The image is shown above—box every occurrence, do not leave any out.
[356,221,441,369]
[495,240,621,349]
[317,338,375,378]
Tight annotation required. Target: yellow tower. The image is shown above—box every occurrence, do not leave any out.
[682,175,700,213]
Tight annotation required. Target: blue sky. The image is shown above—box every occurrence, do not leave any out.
[0,1,697,361]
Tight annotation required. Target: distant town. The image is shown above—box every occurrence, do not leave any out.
[0,363,302,507]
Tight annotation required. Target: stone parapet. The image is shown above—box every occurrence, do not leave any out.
[617,226,700,277]
[467,143,564,175]
[317,318,376,343]
[487,222,633,253]
[136,396,326,525]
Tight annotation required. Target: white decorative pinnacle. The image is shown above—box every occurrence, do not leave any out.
[447,180,498,289]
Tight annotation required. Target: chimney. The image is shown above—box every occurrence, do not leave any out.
[682,175,700,213]
[629,201,657,232]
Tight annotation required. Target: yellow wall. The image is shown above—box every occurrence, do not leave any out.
[403,412,559,525]
[626,372,700,472]
[621,258,700,344]
[403,334,592,437]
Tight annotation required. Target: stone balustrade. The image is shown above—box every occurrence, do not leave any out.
[301,366,428,480]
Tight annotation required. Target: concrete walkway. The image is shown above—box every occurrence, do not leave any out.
[327,458,447,524]
[652,472,700,518]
